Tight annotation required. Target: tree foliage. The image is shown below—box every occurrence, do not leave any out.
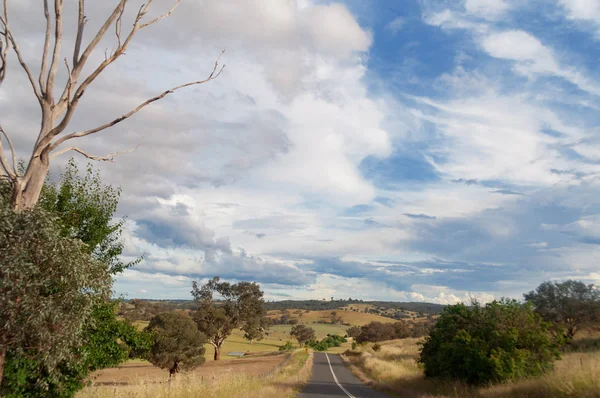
[40,159,139,273]
[290,324,316,346]
[418,299,562,385]
[524,280,600,340]
[145,312,206,377]
[1,162,146,396]
[192,277,265,360]
[0,205,111,394]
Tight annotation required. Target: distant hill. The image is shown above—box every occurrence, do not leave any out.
[264,299,445,316]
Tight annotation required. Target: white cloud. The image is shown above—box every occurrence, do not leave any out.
[386,17,406,34]
[464,0,511,20]
[559,0,600,34]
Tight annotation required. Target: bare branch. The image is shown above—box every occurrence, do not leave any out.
[56,0,127,112]
[49,143,140,162]
[38,0,52,96]
[139,0,181,29]
[72,0,85,67]
[63,58,72,103]
[46,0,64,102]
[49,51,226,150]
[0,0,9,85]
[0,125,16,179]
[3,29,43,101]
[115,0,125,48]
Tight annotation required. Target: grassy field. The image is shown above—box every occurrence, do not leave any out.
[342,334,600,398]
[78,350,312,398]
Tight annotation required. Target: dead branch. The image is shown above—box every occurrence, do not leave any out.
[115,0,125,48]
[49,143,140,162]
[38,0,52,95]
[45,0,64,103]
[0,14,43,101]
[0,125,16,179]
[0,0,8,85]
[139,0,182,28]
[49,50,226,151]
[72,0,86,67]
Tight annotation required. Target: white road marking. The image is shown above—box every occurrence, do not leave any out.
[325,353,357,398]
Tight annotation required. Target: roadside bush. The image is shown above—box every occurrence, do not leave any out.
[418,299,563,385]
[278,341,295,351]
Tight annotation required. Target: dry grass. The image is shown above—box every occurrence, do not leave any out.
[77,350,312,398]
[90,354,287,385]
[342,335,600,398]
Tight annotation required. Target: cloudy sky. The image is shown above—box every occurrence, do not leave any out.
[3,0,600,304]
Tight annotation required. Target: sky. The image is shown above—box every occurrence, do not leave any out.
[3,0,600,304]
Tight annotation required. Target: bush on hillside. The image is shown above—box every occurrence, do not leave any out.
[418,299,563,385]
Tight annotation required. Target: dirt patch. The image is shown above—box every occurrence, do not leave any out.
[91,354,288,385]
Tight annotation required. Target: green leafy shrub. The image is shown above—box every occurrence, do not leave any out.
[278,341,295,351]
[418,299,563,385]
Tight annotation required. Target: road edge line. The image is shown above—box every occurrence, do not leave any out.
[325,353,356,398]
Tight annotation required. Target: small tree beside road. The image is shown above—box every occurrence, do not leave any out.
[290,325,316,346]
[145,312,206,378]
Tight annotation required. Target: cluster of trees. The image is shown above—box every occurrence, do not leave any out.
[418,281,600,386]
[346,320,432,343]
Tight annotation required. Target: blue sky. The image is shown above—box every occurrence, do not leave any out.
[5,0,600,303]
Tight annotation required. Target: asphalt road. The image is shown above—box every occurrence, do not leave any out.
[298,352,390,398]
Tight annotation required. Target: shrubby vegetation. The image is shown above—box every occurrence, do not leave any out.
[418,299,562,385]
[0,186,112,396]
[306,334,347,351]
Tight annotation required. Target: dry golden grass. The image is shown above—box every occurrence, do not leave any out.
[343,334,600,398]
[77,350,312,398]
[90,354,287,385]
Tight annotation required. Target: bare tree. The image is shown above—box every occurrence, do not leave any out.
[0,0,224,211]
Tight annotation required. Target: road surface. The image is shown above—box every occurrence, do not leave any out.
[298,352,390,398]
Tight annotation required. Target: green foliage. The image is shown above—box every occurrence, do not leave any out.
[290,324,316,346]
[278,341,295,351]
[192,277,265,360]
[0,205,111,396]
[418,299,563,385]
[304,334,347,351]
[145,312,206,376]
[1,161,146,397]
[351,342,358,350]
[372,343,381,352]
[524,280,600,340]
[39,159,140,273]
